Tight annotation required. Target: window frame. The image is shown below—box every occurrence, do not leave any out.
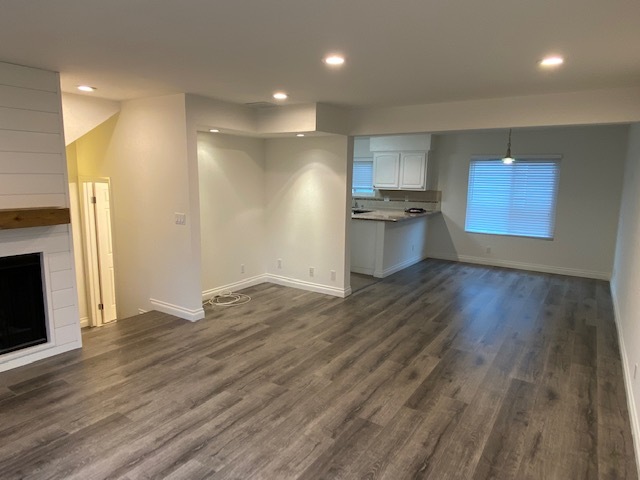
[464,154,562,240]
[352,157,376,197]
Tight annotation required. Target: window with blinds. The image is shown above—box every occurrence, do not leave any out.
[465,157,561,239]
[353,159,375,195]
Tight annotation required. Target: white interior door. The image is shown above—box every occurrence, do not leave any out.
[94,182,117,323]
[81,180,117,326]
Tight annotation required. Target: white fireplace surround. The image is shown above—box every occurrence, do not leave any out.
[0,225,82,372]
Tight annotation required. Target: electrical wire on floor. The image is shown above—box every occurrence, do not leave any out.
[203,291,251,307]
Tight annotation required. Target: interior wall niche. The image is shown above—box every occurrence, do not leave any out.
[0,253,48,356]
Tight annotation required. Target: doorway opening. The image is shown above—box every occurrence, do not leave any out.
[79,178,117,327]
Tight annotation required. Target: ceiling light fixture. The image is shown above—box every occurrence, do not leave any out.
[539,56,564,67]
[77,85,96,92]
[209,129,219,133]
[273,92,288,100]
[502,129,515,165]
[324,54,345,66]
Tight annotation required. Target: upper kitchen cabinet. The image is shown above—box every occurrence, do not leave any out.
[373,152,401,188]
[399,152,426,189]
[370,134,431,191]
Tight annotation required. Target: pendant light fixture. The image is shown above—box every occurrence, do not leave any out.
[502,129,515,165]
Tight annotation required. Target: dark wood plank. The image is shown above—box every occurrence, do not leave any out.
[0,260,635,480]
[0,207,70,229]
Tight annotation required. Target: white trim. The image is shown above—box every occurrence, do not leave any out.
[265,274,350,298]
[201,274,268,301]
[201,274,351,300]
[610,284,640,480]
[427,252,611,280]
[0,342,79,373]
[374,255,424,278]
[79,317,89,328]
[149,298,205,322]
[351,266,375,276]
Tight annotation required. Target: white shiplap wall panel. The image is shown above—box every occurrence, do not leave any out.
[50,268,74,291]
[0,106,61,133]
[0,62,58,92]
[0,173,64,196]
[0,152,64,174]
[0,85,60,113]
[0,130,61,153]
[0,61,81,373]
[54,323,81,345]
[51,287,76,310]
[0,194,67,209]
[48,251,72,272]
[53,305,77,328]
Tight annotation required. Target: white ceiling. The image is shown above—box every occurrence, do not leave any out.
[1,0,639,108]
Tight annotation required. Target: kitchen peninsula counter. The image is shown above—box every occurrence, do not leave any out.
[351,209,436,279]
[351,208,439,222]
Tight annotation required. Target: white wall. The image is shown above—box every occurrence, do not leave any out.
[611,123,640,470]
[427,125,628,279]
[265,136,350,296]
[73,94,204,321]
[0,61,81,371]
[348,86,640,136]
[198,133,267,296]
[61,93,120,145]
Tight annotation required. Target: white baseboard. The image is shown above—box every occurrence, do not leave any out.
[351,266,375,276]
[427,252,611,280]
[149,298,205,322]
[375,255,425,278]
[610,285,640,479]
[266,274,350,298]
[0,341,81,373]
[79,317,90,328]
[202,274,269,301]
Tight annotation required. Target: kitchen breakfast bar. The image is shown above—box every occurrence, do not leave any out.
[350,209,438,278]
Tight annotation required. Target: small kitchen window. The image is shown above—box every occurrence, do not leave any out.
[465,156,561,239]
[352,158,375,196]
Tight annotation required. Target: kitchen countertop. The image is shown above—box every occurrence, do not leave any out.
[351,209,440,222]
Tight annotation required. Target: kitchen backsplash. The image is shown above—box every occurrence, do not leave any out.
[352,190,441,212]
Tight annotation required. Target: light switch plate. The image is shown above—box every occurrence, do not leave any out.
[175,213,186,225]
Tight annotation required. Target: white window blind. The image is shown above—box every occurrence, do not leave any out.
[465,157,560,239]
[353,158,374,194]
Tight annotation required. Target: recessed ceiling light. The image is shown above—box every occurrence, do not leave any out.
[273,92,288,100]
[209,129,219,133]
[77,85,96,92]
[296,133,305,137]
[539,56,564,67]
[324,55,345,66]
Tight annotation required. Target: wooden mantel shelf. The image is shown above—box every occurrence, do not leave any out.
[0,207,71,230]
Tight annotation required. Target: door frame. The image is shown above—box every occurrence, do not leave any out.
[78,176,117,327]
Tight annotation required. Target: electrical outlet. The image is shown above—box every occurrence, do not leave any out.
[277,258,282,269]
[241,264,245,274]
[174,212,186,225]
[331,270,336,281]
[635,363,638,379]
[309,267,315,277]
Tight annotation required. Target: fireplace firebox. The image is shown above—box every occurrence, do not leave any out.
[0,253,48,356]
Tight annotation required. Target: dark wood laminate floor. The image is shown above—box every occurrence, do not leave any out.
[0,260,636,479]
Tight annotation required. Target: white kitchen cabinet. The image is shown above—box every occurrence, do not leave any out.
[399,152,426,190]
[373,152,401,188]
[373,151,427,190]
